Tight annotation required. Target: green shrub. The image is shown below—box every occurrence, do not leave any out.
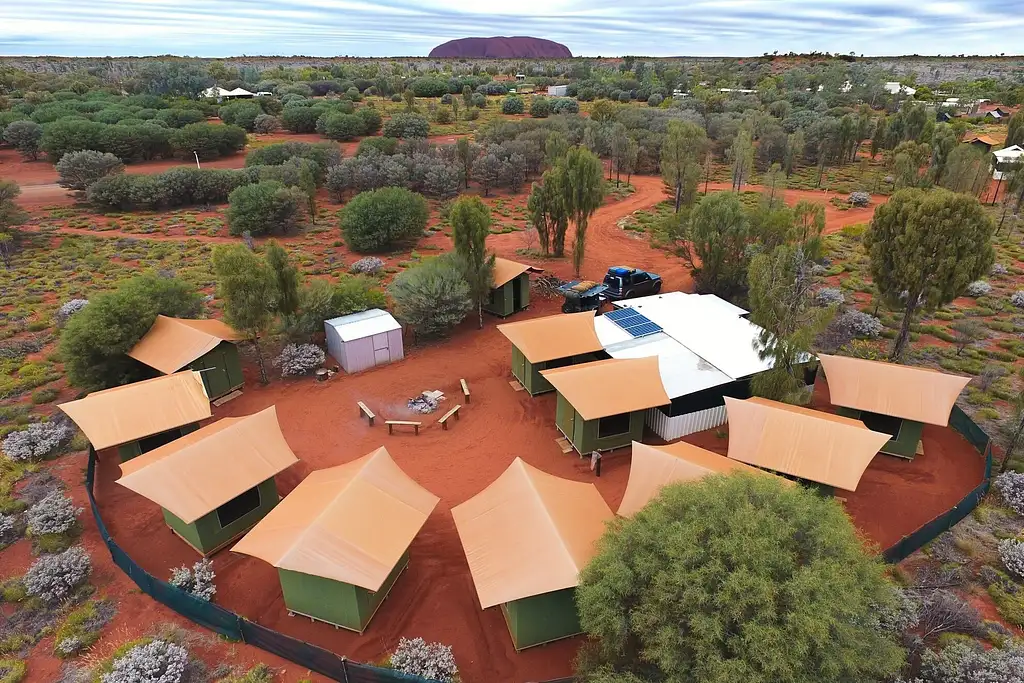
[226,181,305,237]
[501,95,525,115]
[382,113,429,139]
[168,122,246,160]
[356,137,399,156]
[341,187,428,252]
[30,386,59,404]
[0,658,26,682]
[388,254,472,338]
[320,112,365,141]
[218,101,264,131]
[356,107,382,135]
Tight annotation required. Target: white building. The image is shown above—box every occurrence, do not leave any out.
[884,82,916,96]
[547,85,568,97]
[993,145,1024,181]
[200,86,255,102]
[324,309,404,374]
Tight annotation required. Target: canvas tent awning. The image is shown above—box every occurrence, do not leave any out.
[232,447,438,591]
[541,357,670,420]
[128,315,243,375]
[58,371,211,450]
[451,458,613,608]
[497,311,604,363]
[117,406,298,523]
[492,257,538,288]
[724,397,891,491]
[618,441,788,516]
[818,354,971,426]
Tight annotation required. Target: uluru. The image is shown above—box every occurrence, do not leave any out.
[428,36,572,59]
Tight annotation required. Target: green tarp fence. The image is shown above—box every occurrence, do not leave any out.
[86,448,440,683]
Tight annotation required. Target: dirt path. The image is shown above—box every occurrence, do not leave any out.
[704,181,884,234]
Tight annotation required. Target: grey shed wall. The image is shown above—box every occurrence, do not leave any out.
[327,328,404,374]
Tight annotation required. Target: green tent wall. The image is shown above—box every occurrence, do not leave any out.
[501,588,582,650]
[511,346,604,396]
[836,407,924,459]
[277,549,410,633]
[554,392,645,453]
[484,273,531,318]
[117,422,200,463]
[188,341,244,400]
[162,478,279,555]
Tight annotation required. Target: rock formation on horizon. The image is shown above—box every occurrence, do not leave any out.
[428,36,572,59]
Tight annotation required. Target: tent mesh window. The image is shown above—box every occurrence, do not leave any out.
[138,428,185,455]
[598,412,631,438]
[859,411,902,438]
[216,486,262,527]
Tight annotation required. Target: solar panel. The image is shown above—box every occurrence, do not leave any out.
[606,308,663,338]
[624,321,663,338]
[605,307,642,323]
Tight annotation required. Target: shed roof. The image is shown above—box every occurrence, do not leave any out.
[128,315,242,375]
[58,371,211,450]
[451,458,613,608]
[818,354,971,426]
[232,447,438,591]
[994,145,1024,161]
[541,357,671,420]
[116,406,298,524]
[325,309,401,342]
[497,311,604,363]
[491,257,533,288]
[724,397,890,491]
[618,441,786,516]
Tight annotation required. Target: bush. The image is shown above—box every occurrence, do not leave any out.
[994,471,1024,514]
[382,113,429,139]
[168,558,216,601]
[55,299,89,328]
[815,287,844,305]
[647,93,664,107]
[1011,291,1024,308]
[840,310,883,338]
[341,187,429,252]
[0,659,25,683]
[848,191,871,207]
[252,114,280,134]
[218,101,263,131]
[23,545,91,604]
[918,640,1024,683]
[2,421,74,462]
[286,277,386,342]
[274,344,325,377]
[356,107,383,135]
[990,263,1009,276]
[356,137,398,157]
[551,98,579,114]
[388,637,458,683]
[529,97,551,118]
[964,280,992,297]
[3,120,43,159]
[167,123,246,160]
[55,150,124,192]
[501,95,525,115]
[471,93,486,108]
[101,640,188,683]
[226,181,304,237]
[244,141,340,180]
[349,256,384,275]
[388,255,472,338]
[26,492,81,536]
[320,112,365,141]
[998,538,1024,580]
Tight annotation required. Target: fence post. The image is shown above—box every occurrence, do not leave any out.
[341,657,350,683]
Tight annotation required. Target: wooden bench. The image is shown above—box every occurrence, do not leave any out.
[460,379,470,404]
[386,420,422,435]
[438,405,462,430]
[357,401,375,427]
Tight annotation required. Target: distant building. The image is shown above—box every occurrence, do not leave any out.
[547,85,568,97]
[963,132,998,153]
[993,145,1024,181]
[718,88,757,94]
[884,82,916,96]
[200,86,255,102]
[515,73,526,82]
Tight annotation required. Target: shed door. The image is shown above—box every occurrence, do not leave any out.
[372,333,390,364]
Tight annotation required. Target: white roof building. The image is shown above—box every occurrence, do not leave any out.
[324,309,404,374]
[884,82,916,96]
[993,145,1024,181]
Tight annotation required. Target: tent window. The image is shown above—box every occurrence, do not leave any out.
[138,427,185,455]
[545,356,573,369]
[598,412,631,438]
[216,486,262,528]
[860,411,902,439]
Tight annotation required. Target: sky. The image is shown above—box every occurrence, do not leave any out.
[1,0,1023,58]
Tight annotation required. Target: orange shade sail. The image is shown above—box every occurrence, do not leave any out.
[541,357,671,420]
[128,315,243,375]
[818,354,971,426]
[117,406,298,523]
[451,458,614,609]
[492,257,533,288]
[497,311,604,363]
[724,397,891,492]
[232,447,438,591]
[58,371,211,450]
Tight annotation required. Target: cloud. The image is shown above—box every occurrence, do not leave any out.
[1,0,1022,57]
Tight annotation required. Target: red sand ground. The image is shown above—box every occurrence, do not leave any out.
[92,297,986,683]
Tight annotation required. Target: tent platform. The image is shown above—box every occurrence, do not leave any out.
[212,389,243,407]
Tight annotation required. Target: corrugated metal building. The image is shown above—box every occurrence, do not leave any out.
[325,309,404,374]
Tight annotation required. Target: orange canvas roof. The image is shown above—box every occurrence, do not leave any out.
[451,458,614,608]
[58,371,211,450]
[232,447,438,591]
[818,354,970,426]
[117,406,298,524]
[128,315,243,375]
[497,311,604,363]
[541,357,670,420]
[492,257,533,288]
[618,441,788,516]
[724,397,891,492]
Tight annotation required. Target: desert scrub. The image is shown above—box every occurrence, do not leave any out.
[274,344,325,377]
[0,659,26,683]
[99,639,188,683]
[993,472,1024,515]
[1,420,75,462]
[52,599,115,658]
[0,459,35,514]
[217,664,275,683]
[26,492,80,536]
[54,299,88,328]
[23,545,91,604]
[964,280,992,297]
[998,538,1024,579]
[349,256,384,275]
[386,637,458,683]
[814,288,844,306]
[168,558,216,602]
[1012,291,1024,308]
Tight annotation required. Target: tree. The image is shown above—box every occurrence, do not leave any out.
[320,112,365,141]
[527,174,566,256]
[3,120,42,160]
[472,153,502,197]
[450,196,496,329]
[212,245,278,383]
[286,276,386,342]
[559,147,606,277]
[0,180,27,236]
[784,129,804,177]
[577,473,906,683]
[341,187,429,252]
[866,188,995,360]
[729,126,755,190]
[226,181,305,237]
[761,163,786,210]
[55,150,124,192]
[938,144,991,197]
[529,96,552,118]
[950,319,987,356]
[60,274,202,390]
[455,138,479,189]
[679,192,750,300]
[388,254,472,339]
[1008,110,1024,149]
[588,100,617,123]
[929,125,958,183]
[265,241,299,317]
[660,120,707,212]
[382,113,429,139]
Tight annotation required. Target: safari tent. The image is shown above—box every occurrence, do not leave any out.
[451,458,613,650]
[724,397,891,492]
[233,447,438,633]
[116,406,298,555]
[483,258,536,318]
[541,357,671,454]
[818,354,971,459]
[617,441,785,516]
[128,315,244,400]
[58,371,211,462]
[497,312,606,395]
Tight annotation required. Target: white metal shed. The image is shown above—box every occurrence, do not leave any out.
[324,309,404,374]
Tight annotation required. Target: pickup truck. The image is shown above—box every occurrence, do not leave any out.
[602,266,662,301]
